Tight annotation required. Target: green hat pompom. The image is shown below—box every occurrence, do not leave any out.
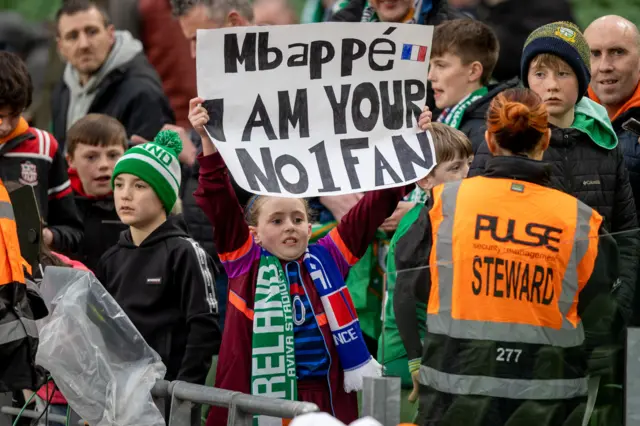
[153,129,183,156]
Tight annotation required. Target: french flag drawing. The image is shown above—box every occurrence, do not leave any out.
[324,288,358,330]
[401,44,428,62]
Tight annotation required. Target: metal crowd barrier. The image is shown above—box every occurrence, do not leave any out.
[626,327,640,426]
[156,380,319,426]
[0,379,320,426]
[6,331,640,426]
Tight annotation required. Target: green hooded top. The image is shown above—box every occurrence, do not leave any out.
[571,96,618,149]
[378,202,427,385]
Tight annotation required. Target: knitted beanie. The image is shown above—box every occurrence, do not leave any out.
[521,21,591,101]
[111,130,183,213]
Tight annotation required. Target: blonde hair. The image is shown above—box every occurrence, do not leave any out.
[429,122,473,163]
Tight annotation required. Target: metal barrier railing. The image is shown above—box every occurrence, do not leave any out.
[0,407,82,425]
[0,379,320,426]
[6,327,640,426]
[361,376,401,426]
[157,380,320,426]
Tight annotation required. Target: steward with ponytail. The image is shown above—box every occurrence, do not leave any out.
[485,88,551,159]
[395,86,619,426]
[471,27,639,401]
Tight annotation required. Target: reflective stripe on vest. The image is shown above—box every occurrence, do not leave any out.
[424,177,601,399]
[420,365,588,400]
[0,318,38,344]
[0,181,26,285]
[0,201,14,221]
[427,177,601,347]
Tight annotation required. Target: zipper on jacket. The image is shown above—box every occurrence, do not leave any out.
[562,133,575,194]
[288,261,337,417]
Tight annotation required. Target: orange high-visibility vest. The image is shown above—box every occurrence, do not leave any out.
[0,180,29,285]
[424,176,601,400]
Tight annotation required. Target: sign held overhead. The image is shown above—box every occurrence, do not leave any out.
[196,22,436,197]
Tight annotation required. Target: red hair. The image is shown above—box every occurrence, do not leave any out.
[486,88,549,155]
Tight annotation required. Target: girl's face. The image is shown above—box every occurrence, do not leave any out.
[249,197,312,261]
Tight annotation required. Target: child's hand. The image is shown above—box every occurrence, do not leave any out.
[189,97,210,138]
[42,228,53,247]
[380,201,415,232]
[408,370,420,403]
[418,106,433,131]
[189,97,217,156]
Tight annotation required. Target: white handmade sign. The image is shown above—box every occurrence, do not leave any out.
[196,22,435,197]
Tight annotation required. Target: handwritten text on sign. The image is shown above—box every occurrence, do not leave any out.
[196,23,435,197]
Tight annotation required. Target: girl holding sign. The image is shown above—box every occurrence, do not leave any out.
[190,97,431,425]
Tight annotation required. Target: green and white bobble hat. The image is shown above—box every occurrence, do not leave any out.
[111,130,183,213]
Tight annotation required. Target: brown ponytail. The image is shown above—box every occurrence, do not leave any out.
[486,88,549,155]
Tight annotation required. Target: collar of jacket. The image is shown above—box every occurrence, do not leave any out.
[464,77,522,120]
[571,96,618,150]
[589,80,640,124]
[0,117,29,145]
[68,167,113,200]
[482,155,551,186]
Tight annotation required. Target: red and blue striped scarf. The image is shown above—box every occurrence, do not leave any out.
[250,245,379,425]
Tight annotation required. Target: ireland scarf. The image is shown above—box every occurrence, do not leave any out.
[437,86,488,129]
[251,246,380,425]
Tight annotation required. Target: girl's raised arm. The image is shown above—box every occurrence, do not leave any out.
[191,97,256,268]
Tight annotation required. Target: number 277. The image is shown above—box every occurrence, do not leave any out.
[496,348,522,363]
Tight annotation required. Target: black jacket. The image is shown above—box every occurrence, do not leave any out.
[610,107,640,325]
[96,215,220,384]
[612,107,640,219]
[395,156,619,426]
[71,193,126,272]
[470,127,639,324]
[181,160,220,271]
[180,133,252,271]
[52,53,175,148]
[0,129,83,254]
[0,281,47,392]
[458,78,520,153]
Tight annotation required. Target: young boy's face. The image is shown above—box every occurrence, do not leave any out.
[0,106,21,139]
[67,143,125,197]
[418,155,472,190]
[370,0,412,23]
[113,173,165,229]
[428,53,477,110]
[527,56,579,120]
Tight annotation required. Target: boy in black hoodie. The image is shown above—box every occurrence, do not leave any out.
[96,129,220,386]
[429,19,519,153]
[66,114,128,271]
